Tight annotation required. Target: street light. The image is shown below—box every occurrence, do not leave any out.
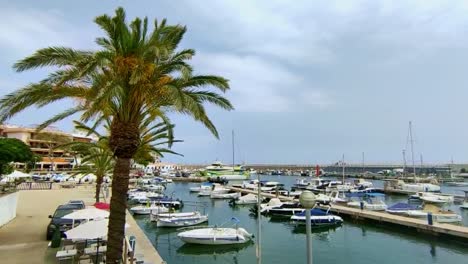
[300,190,316,264]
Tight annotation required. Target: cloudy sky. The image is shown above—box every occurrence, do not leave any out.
[2,0,468,165]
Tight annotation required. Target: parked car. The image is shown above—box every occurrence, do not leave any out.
[46,204,83,240]
[66,200,85,209]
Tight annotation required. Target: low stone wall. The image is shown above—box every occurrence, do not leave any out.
[0,192,18,227]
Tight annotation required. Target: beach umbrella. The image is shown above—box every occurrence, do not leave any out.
[65,219,128,263]
[62,208,109,221]
[94,202,110,210]
[64,219,129,240]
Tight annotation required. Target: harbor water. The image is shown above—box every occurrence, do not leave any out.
[134,176,468,264]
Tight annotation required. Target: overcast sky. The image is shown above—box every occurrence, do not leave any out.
[2,0,468,165]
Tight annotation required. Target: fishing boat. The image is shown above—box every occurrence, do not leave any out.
[291,208,343,227]
[130,202,169,215]
[210,191,241,199]
[229,193,259,205]
[347,193,387,211]
[386,202,421,216]
[177,218,253,245]
[154,211,208,227]
[409,192,454,204]
[189,182,213,192]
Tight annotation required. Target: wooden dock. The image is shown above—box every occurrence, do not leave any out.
[227,186,468,240]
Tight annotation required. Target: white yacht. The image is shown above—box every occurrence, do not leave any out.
[178,226,253,245]
[347,193,387,211]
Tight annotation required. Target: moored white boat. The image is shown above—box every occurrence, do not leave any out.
[409,192,454,204]
[230,193,258,205]
[260,198,283,213]
[347,193,387,211]
[130,203,169,215]
[177,227,253,245]
[190,182,213,192]
[210,192,241,199]
[155,211,208,227]
[386,202,421,216]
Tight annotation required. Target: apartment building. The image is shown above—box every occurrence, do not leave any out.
[0,125,93,171]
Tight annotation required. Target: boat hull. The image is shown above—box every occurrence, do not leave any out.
[177,228,252,245]
[157,215,208,227]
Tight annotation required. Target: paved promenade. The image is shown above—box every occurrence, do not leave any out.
[0,185,164,264]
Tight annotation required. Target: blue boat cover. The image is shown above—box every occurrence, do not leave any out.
[294,209,328,216]
[346,192,385,198]
[387,202,419,211]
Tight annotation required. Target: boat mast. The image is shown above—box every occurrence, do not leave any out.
[420,154,423,176]
[362,152,365,175]
[402,149,406,177]
[342,154,345,183]
[232,130,235,168]
[409,121,416,180]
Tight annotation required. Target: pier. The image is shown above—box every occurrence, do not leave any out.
[227,186,468,240]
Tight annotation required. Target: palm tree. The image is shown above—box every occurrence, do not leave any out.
[0,7,232,262]
[66,119,179,203]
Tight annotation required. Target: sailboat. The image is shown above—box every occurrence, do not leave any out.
[385,122,440,193]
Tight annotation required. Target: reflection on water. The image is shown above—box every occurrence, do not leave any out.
[177,241,254,256]
[133,177,468,264]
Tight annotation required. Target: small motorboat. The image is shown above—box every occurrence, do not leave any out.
[460,191,468,209]
[198,184,230,196]
[266,202,304,216]
[208,177,229,185]
[177,218,253,245]
[130,203,169,215]
[210,192,241,199]
[405,204,462,223]
[150,197,183,209]
[386,202,421,216]
[260,198,283,213]
[353,179,373,189]
[190,182,213,192]
[155,211,208,227]
[229,193,259,205]
[291,208,343,227]
[409,192,454,204]
[347,193,387,211]
[143,184,166,192]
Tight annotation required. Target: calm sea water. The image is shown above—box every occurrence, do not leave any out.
[134,176,468,264]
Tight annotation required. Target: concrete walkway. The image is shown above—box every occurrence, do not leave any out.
[0,185,164,264]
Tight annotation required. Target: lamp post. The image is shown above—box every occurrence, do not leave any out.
[300,190,316,264]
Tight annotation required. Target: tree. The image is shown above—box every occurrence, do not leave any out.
[35,132,72,171]
[0,138,34,174]
[0,7,232,262]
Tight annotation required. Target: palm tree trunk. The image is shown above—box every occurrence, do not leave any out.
[106,157,130,263]
[95,174,104,203]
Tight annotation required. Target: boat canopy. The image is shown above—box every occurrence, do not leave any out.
[387,203,419,211]
[294,209,328,216]
[346,192,385,198]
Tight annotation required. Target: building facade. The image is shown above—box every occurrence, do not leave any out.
[0,125,93,171]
